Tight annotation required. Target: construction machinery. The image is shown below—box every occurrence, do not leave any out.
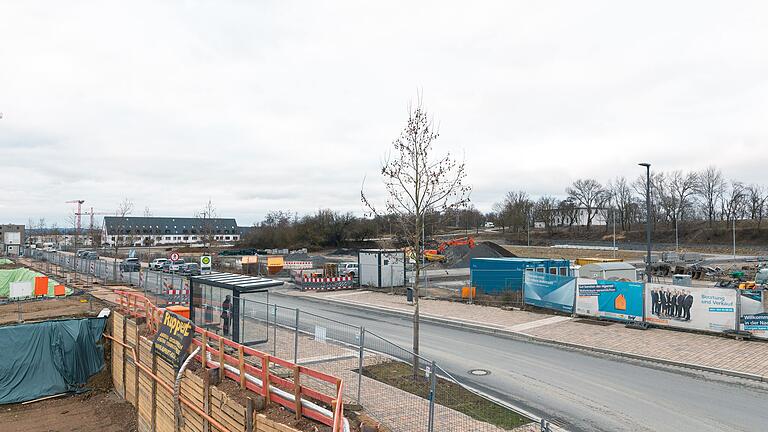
[424,236,476,262]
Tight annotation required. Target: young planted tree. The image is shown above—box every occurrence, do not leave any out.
[362,100,470,377]
[196,199,217,249]
[113,197,135,269]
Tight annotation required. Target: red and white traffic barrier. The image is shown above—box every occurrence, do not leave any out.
[163,289,189,305]
[302,275,353,283]
[285,261,313,270]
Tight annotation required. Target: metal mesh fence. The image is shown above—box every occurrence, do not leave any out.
[20,248,541,431]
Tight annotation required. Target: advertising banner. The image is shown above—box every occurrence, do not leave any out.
[576,279,644,322]
[523,272,576,313]
[645,284,737,332]
[152,310,193,370]
[739,290,767,339]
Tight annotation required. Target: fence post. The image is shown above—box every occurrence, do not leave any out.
[293,308,300,364]
[357,326,365,404]
[201,331,208,369]
[238,345,246,389]
[272,304,277,356]
[218,337,225,382]
[293,365,302,420]
[427,360,436,432]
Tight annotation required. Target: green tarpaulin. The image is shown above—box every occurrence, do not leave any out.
[0,258,13,265]
[0,317,107,404]
[0,268,72,298]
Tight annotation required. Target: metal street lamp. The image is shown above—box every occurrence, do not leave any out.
[639,163,652,282]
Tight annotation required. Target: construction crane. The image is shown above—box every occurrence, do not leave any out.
[65,200,85,234]
[80,207,111,246]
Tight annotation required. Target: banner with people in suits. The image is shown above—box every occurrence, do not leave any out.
[645,284,737,333]
[576,279,644,322]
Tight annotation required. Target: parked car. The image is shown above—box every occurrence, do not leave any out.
[77,250,91,258]
[83,252,99,260]
[162,259,185,273]
[179,263,201,276]
[149,258,168,271]
[338,262,359,278]
[120,257,141,272]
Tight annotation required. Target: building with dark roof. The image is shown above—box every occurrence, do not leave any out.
[102,216,240,246]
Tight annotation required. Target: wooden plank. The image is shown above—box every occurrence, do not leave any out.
[209,405,244,432]
[292,366,301,421]
[238,346,245,389]
[219,338,225,382]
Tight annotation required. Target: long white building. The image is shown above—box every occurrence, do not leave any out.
[102,216,242,246]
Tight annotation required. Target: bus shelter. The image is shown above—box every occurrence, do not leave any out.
[189,272,284,345]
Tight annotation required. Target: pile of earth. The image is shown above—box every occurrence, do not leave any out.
[446,241,517,268]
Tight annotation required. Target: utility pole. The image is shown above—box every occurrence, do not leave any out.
[638,163,652,282]
[612,208,616,259]
[66,200,85,283]
[733,217,736,259]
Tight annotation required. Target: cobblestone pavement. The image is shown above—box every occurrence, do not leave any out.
[283,288,768,380]
[284,289,545,328]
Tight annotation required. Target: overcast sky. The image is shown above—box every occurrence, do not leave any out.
[2,1,767,227]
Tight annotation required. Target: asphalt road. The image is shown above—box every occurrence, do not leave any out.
[254,290,768,432]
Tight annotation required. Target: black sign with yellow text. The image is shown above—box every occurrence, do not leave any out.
[152,310,193,370]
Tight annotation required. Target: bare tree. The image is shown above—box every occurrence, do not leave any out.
[696,166,726,228]
[607,177,635,230]
[722,181,746,224]
[113,198,135,265]
[557,198,579,228]
[361,99,470,377]
[746,184,768,229]
[566,178,607,229]
[669,170,699,227]
[196,199,217,249]
[532,195,558,233]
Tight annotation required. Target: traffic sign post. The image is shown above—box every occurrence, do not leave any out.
[170,252,180,262]
[200,255,212,274]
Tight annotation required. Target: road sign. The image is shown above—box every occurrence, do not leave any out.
[200,255,212,273]
[89,262,95,274]
[170,252,180,261]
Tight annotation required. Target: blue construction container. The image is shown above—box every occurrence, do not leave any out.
[470,257,571,295]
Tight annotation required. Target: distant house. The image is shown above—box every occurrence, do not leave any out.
[0,224,24,255]
[102,216,240,246]
[553,208,608,227]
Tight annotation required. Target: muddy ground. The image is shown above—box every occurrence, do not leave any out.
[0,294,108,326]
[0,365,136,432]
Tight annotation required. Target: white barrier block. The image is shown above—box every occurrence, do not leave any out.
[10,281,33,300]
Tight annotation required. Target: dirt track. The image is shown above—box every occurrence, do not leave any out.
[0,295,106,326]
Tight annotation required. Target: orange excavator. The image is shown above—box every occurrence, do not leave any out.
[424,236,476,262]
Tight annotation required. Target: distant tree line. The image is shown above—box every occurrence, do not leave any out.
[489,166,768,234]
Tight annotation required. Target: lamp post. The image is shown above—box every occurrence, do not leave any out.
[639,163,652,282]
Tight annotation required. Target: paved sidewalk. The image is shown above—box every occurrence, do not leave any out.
[282,289,768,381]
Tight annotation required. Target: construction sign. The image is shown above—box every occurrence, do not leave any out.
[152,310,193,370]
[200,255,212,273]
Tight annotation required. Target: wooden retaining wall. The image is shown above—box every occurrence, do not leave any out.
[111,311,300,432]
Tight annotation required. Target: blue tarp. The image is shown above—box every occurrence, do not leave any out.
[0,317,107,404]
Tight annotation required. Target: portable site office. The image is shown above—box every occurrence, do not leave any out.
[357,249,407,288]
[470,257,571,295]
[188,271,283,345]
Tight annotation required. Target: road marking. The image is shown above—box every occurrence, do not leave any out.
[509,316,572,332]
